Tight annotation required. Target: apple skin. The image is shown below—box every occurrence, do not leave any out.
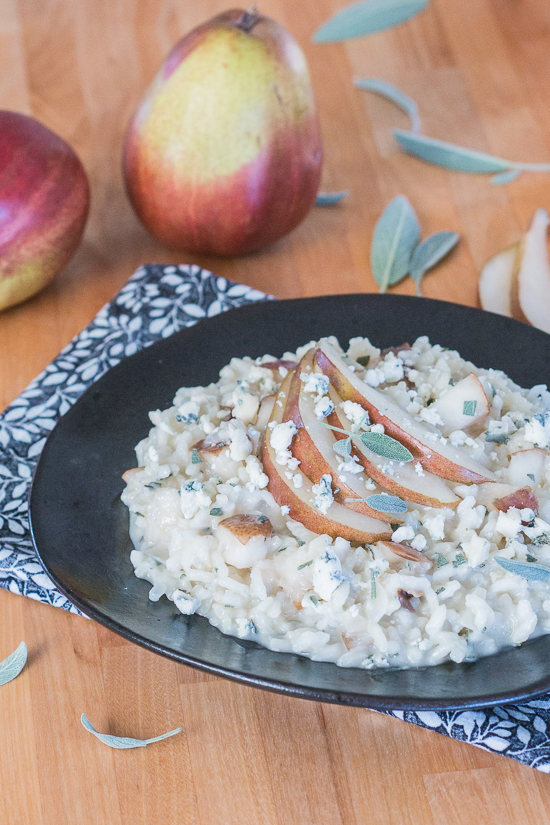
[123,9,323,256]
[0,111,89,311]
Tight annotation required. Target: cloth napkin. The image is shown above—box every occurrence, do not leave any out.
[2,263,550,773]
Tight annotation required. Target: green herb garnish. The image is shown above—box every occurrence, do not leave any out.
[453,552,467,568]
[0,642,27,686]
[436,554,448,568]
[463,400,477,416]
[209,508,223,516]
[298,560,314,570]
[191,448,203,464]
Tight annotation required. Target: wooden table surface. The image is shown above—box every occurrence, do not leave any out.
[2,0,550,822]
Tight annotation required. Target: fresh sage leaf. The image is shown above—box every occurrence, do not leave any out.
[364,493,407,514]
[495,557,550,582]
[463,400,477,416]
[394,129,550,176]
[316,190,349,205]
[81,714,181,749]
[355,77,421,133]
[491,169,522,186]
[358,431,414,461]
[313,0,429,43]
[410,231,459,296]
[371,195,421,292]
[0,642,27,686]
[333,438,352,458]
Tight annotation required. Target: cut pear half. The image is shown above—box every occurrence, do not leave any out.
[327,385,460,509]
[261,372,392,543]
[283,352,407,522]
[518,208,550,334]
[316,339,495,484]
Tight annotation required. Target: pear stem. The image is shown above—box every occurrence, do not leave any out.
[237,6,260,33]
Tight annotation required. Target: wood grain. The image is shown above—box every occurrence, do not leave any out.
[2,0,550,822]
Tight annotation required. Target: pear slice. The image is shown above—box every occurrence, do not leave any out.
[479,243,521,317]
[428,373,490,437]
[477,482,522,511]
[507,448,547,488]
[375,540,432,570]
[327,386,459,509]
[493,487,539,514]
[518,208,550,334]
[282,352,406,522]
[218,514,273,542]
[316,340,495,484]
[261,372,392,543]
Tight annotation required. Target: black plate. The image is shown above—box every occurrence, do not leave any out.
[29,294,550,710]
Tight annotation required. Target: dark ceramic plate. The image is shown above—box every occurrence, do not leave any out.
[29,294,550,710]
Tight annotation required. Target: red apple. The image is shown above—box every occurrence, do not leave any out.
[123,8,323,256]
[0,111,89,311]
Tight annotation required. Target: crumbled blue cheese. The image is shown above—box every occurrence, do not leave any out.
[370,423,385,434]
[525,412,550,449]
[180,480,211,518]
[461,534,491,567]
[365,354,404,387]
[229,427,253,461]
[410,534,427,551]
[270,421,297,453]
[495,507,522,539]
[340,400,369,429]
[414,462,425,477]
[172,589,201,615]
[391,525,415,543]
[314,396,334,420]
[337,454,363,475]
[311,474,334,515]
[230,384,260,424]
[176,400,201,424]
[419,407,445,427]
[285,470,304,489]
[423,513,446,541]
[300,372,329,398]
[312,549,344,600]
[245,455,268,491]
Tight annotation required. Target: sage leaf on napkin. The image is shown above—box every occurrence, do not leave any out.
[81,713,181,749]
[394,130,550,177]
[410,231,459,295]
[316,190,349,205]
[355,77,421,133]
[358,431,414,462]
[495,558,550,582]
[313,0,430,43]
[371,195,421,291]
[0,641,27,686]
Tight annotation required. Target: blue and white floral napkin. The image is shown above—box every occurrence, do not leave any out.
[2,263,550,772]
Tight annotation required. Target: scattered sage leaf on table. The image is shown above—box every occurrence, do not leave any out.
[0,641,27,686]
[394,130,550,177]
[81,714,181,749]
[358,431,414,462]
[495,557,550,582]
[410,230,459,296]
[354,78,421,133]
[371,195,421,292]
[316,190,349,205]
[313,0,430,43]
[491,169,522,186]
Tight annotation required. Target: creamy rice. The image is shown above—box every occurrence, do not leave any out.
[121,336,550,669]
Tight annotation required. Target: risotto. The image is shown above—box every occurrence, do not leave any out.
[121,336,550,669]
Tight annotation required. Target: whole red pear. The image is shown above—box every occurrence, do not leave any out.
[0,111,90,311]
[123,8,323,256]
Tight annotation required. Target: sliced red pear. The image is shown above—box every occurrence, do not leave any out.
[375,540,432,570]
[261,373,392,543]
[282,353,406,522]
[479,243,520,318]
[507,448,547,488]
[258,358,298,373]
[218,514,273,542]
[316,340,495,484]
[255,394,277,433]
[428,373,490,437]
[326,386,460,509]
[493,488,538,515]
[518,209,550,334]
[477,482,523,511]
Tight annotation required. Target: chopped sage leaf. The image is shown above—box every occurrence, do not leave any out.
[463,400,477,416]
[436,553,449,568]
[371,195,421,292]
[0,642,27,686]
[358,431,414,462]
[527,554,538,563]
[310,595,319,606]
[390,523,401,531]
[355,77,421,133]
[370,569,378,599]
[527,473,536,484]
[297,540,306,547]
[316,190,349,205]
[298,560,313,570]
[191,448,203,464]
[210,508,223,516]
[145,481,161,489]
[435,587,445,595]
[356,355,371,367]
[453,552,467,568]
[495,557,550,581]
[313,0,429,43]
[486,432,510,444]
[81,714,181,749]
